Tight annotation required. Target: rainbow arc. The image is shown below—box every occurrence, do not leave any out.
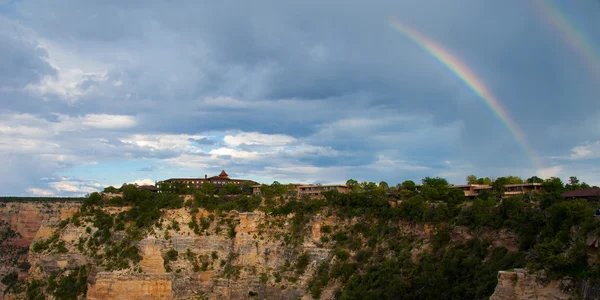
[388,19,542,171]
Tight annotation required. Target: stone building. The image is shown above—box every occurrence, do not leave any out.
[156,170,257,190]
[252,183,349,198]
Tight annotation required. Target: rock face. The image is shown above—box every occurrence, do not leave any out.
[0,202,81,295]
[77,208,332,300]
[86,272,173,300]
[0,202,80,244]
[490,269,572,300]
[139,238,167,274]
[2,200,586,300]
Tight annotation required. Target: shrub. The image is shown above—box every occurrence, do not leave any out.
[171,220,180,232]
[18,261,31,271]
[1,272,18,290]
[332,231,348,243]
[165,249,178,262]
[295,253,310,274]
[334,249,349,261]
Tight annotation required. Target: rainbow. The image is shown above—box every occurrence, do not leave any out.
[388,19,542,170]
[532,0,600,79]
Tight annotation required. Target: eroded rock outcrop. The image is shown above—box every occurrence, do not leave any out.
[73,208,333,299]
[86,272,173,300]
[490,269,572,300]
[0,202,80,244]
[3,199,580,300]
[0,202,81,295]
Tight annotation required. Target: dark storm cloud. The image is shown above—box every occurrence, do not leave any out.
[189,137,216,146]
[1,0,600,195]
[0,19,56,89]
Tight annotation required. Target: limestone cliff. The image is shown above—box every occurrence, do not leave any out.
[490,269,573,300]
[1,199,590,300]
[0,202,80,244]
[0,201,80,295]
[17,207,333,299]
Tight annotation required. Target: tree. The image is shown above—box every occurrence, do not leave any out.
[240,182,253,195]
[224,183,239,195]
[103,186,120,193]
[505,176,524,184]
[346,179,360,192]
[491,177,508,201]
[401,180,416,192]
[526,176,543,184]
[466,175,478,184]
[378,181,389,191]
[83,192,103,208]
[271,181,287,195]
[158,182,172,193]
[543,177,565,195]
[398,195,426,221]
[287,183,298,197]
[422,177,449,187]
[447,188,466,207]
[565,176,581,191]
[360,182,378,194]
[421,177,449,201]
[200,182,215,195]
[477,177,492,185]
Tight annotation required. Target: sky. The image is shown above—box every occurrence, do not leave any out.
[1,0,600,196]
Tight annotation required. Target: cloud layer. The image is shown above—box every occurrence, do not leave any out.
[1,0,600,195]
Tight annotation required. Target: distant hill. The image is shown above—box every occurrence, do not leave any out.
[0,196,85,203]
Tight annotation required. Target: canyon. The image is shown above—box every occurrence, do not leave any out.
[0,200,595,299]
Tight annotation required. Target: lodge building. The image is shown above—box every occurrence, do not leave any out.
[252,183,350,198]
[155,170,257,190]
[446,183,544,200]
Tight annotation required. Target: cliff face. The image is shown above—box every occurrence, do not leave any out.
[1,200,588,300]
[21,207,333,299]
[490,269,572,300]
[110,209,328,300]
[0,202,81,295]
[13,204,530,300]
[0,202,80,244]
[86,273,173,300]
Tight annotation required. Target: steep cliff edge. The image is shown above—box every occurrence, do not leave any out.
[80,209,329,300]
[14,203,524,300]
[0,202,81,244]
[0,201,80,295]
[490,269,600,300]
[490,269,572,300]
[2,189,598,299]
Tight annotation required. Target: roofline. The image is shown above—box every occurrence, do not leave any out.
[158,178,256,183]
[252,183,348,188]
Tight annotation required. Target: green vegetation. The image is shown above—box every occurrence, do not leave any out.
[2,272,18,294]
[193,193,261,213]
[46,266,90,300]
[0,220,20,243]
[25,279,45,300]
[306,176,600,298]
[295,253,309,274]
[10,174,600,299]
[18,266,90,299]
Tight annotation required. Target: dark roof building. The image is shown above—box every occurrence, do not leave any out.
[562,188,600,199]
[156,170,256,189]
[137,185,158,192]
